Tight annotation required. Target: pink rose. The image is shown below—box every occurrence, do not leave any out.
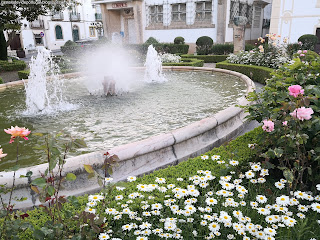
[303,50,307,53]
[262,120,275,132]
[282,121,288,126]
[4,126,31,144]
[290,107,314,121]
[300,54,305,57]
[288,85,304,98]
[297,50,302,54]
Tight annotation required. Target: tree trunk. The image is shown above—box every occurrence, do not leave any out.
[0,25,8,60]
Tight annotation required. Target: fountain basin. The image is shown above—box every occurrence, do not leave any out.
[0,67,255,209]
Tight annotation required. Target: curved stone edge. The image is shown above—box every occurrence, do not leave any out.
[0,67,255,210]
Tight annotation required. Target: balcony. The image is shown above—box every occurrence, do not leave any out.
[52,12,64,21]
[30,19,44,29]
[70,13,81,21]
[95,13,102,21]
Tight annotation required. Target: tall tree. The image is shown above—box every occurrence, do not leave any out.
[0,0,77,60]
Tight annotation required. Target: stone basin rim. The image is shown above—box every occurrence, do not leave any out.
[0,66,255,210]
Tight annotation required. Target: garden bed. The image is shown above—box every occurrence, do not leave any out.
[181,54,228,63]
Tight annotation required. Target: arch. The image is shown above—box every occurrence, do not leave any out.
[55,25,63,40]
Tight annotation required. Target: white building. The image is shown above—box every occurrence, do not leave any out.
[270,0,320,43]
[94,0,271,47]
[7,0,103,54]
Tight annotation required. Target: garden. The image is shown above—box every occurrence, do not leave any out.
[0,33,320,239]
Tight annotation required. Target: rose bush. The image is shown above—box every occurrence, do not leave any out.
[244,53,320,191]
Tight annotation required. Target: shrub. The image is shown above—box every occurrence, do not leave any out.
[162,58,204,67]
[63,40,77,47]
[211,43,233,55]
[129,43,189,55]
[245,43,255,51]
[18,70,30,79]
[293,50,319,62]
[145,37,159,45]
[286,43,302,57]
[181,54,228,63]
[174,36,185,45]
[0,59,26,71]
[196,36,213,55]
[298,34,318,50]
[244,56,320,191]
[216,61,273,84]
[0,77,3,84]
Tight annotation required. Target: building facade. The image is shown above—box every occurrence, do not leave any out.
[270,0,320,43]
[7,0,103,54]
[94,0,271,45]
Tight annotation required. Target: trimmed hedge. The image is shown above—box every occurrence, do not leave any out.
[181,54,228,63]
[129,43,189,55]
[18,70,30,79]
[0,77,3,84]
[17,127,262,239]
[162,58,204,67]
[0,59,26,72]
[216,61,274,84]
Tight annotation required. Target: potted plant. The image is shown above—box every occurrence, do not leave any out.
[16,48,26,58]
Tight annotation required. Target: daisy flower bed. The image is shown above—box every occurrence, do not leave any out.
[12,127,319,240]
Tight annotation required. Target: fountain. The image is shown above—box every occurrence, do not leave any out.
[144,45,166,83]
[24,47,75,115]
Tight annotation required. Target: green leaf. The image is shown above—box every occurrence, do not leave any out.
[15,197,27,201]
[283,169,294,184]
[47,186,55,196]
[84,164,94,174]
[49,157,58,172]
[32,133,44,137]
[66,173,77,181]
[33,145,47,150]
[33,229,45,239]
[26,171,33,177]
[73,138,87,148]
[31,178,47,188]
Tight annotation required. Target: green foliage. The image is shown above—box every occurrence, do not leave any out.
[181,54,228,63]
[293,50,320,62]
[196,36,213,55]
[60,45,82,57]
[0,76,3,84]
[162,58,204,67]
[0,59,26,71]
[174,36,185,44]
[0,30,6,60]
[144,37,159,45]
[216,61,273,84]
[298,34,318,50]
[287,43,303,57]
[244,56,320,191]
[18,70,30,79]
[63,40,77,47]
[210,43,256,55]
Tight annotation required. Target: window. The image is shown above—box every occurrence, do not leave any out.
[34,34,43,45]
[55,25,63,39]
[195,1,212,21]
[230,0,253,24]
[171,3,186,22]
[253,5,262,28]
[149,5,163,24]
[89,26,96,37]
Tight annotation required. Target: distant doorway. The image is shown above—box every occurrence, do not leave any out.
[9,33,22,50]
[315,28,320,54]
[72,26,79,42]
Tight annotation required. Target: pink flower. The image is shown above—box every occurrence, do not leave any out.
[300,54,305,57]
[262,120,275,132]
[282,121,288,126]
[303,50,308,53]
[4,126,31,144]
[0,148,7,160]
[290,107,314,121]
[288,85,304,98]
[297,50,302,54]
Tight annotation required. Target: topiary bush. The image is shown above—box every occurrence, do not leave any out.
[145,37,159,45]
[0,59,26,71]
[174,36,185,45]
[293,50,320,62]
[181,54,228,63]
[63,40,77,47]
[0,76,3,84]
[298,34,318,50]
[162,58,204,67]
[196,36,213,55]
[211,43,233,55]
[18,69,30,79]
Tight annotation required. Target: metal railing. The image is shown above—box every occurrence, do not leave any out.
[30,20,44,29]
[70,13,81,21]
[52,12,64,20]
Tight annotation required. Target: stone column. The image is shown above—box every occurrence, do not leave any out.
[100,3,109,38]
[216,0,228,44]
[233,16,247,54]
[133,1,143,43]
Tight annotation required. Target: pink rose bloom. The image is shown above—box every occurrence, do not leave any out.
[288,85,304,98]
[4,126,31,143]
[282,121,288,126]
[303,50,307,53]
[290,107,314,121]
[262,120,275,132]
[297,50,302,54]
[300,54,305,57]
[0,148,7,160]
